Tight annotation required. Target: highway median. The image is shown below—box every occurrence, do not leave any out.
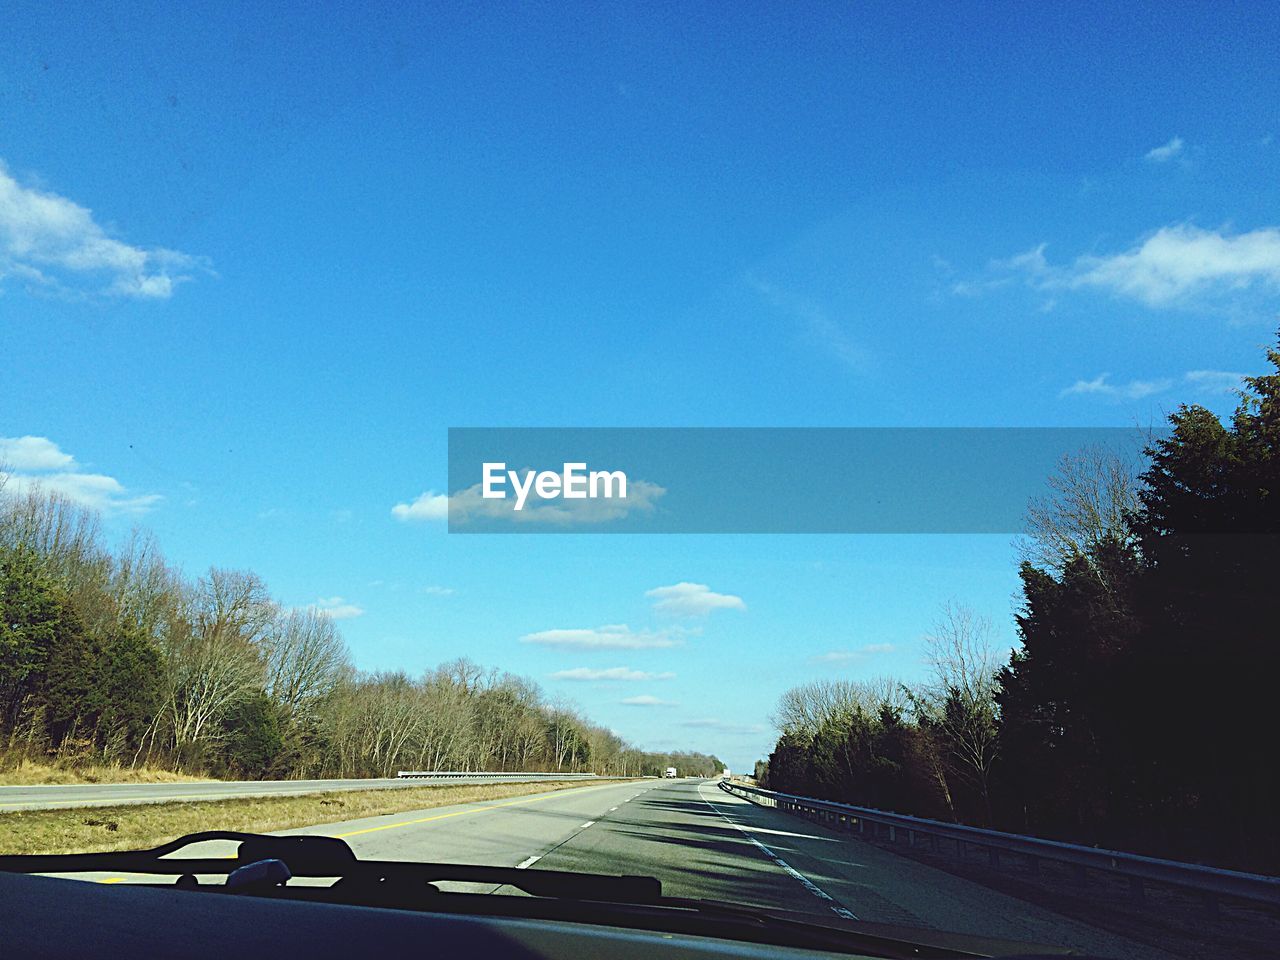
[0,778,636,856]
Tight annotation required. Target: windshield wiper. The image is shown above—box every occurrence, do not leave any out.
[0,831,661,904]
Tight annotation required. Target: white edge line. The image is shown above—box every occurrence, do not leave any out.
[516,855,541,869]
[699,786,858,921]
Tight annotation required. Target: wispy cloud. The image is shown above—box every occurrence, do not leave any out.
[646,582,745,617]
[1059,373,1173,400]
[1144,137,1184,163]
[681,718,767,734]
[391,477,665,526]
[421,585,456,597]
[0,162,209,300]
[621,694,679,706]
[550,667,676,682]
[0,435,160,514]
[1060,368,1249,402]
[1184,369,1246,394]
[749,277,869,371]
[309,596,365,620]
[522,625,681,650]
[810,643,895,665]
[970,224,1280,310]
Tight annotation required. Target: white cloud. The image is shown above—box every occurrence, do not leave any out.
[0,436,76,471]
[391,476,665,526]
[1184,369,1247,394]
[0,162,207,300]
[522,624,681,650]
[621,694,679,706]
[550,667,677,682]
[391,491,449,522]
[645,582,745,617]
[1071,226,1280,306]
[3,473,162,515]
[681,718,767,734]
[421,585,456,597]
[0,435,160,514]
[810,643,896,665]
[992,225,1280,309]
[1059,373,1173,400]
[310,596,364,620]
[1144,137,1184,163]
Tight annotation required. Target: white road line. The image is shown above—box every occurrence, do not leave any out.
[609,806,618,811]
[516,855,541,869]
[579,820,595,828]
[700,789,857,921]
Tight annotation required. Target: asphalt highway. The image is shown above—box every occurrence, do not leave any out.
[63,777,1177,957]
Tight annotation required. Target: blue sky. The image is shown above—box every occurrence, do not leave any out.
[2,2,1278,769]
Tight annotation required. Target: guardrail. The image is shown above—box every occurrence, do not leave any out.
[719,780,1280,910]
[396,771,600,781]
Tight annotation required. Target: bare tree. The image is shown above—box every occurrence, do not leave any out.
[909,602,1001,823]
[772,676,906,741]
[156,569,271,756]
[109,528,180,643]
[262,608,350,719]
[1021,444,1141,577]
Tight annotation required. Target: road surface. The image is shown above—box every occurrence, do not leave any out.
[0,774,594,811]
[60,777,1175,958]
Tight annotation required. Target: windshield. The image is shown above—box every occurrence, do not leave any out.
[2,6,1278,960]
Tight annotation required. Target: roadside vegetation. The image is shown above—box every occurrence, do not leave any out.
[0,761,208,786]
[0,480,722,785]
[760,334,1280,875]
[0,778,630,855]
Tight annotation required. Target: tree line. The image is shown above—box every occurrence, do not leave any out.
[761,335,1280,874]
[0,484,722,781]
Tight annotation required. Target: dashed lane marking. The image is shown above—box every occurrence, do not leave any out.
[331,782,624,839]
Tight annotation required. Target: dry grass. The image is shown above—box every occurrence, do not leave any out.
[0,779,631,856]
[0,761,210,786]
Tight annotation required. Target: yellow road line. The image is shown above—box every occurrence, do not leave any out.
[330,782,622,839]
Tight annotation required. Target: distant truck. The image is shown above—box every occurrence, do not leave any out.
[664,767,677,778]
[721,768,730,778]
